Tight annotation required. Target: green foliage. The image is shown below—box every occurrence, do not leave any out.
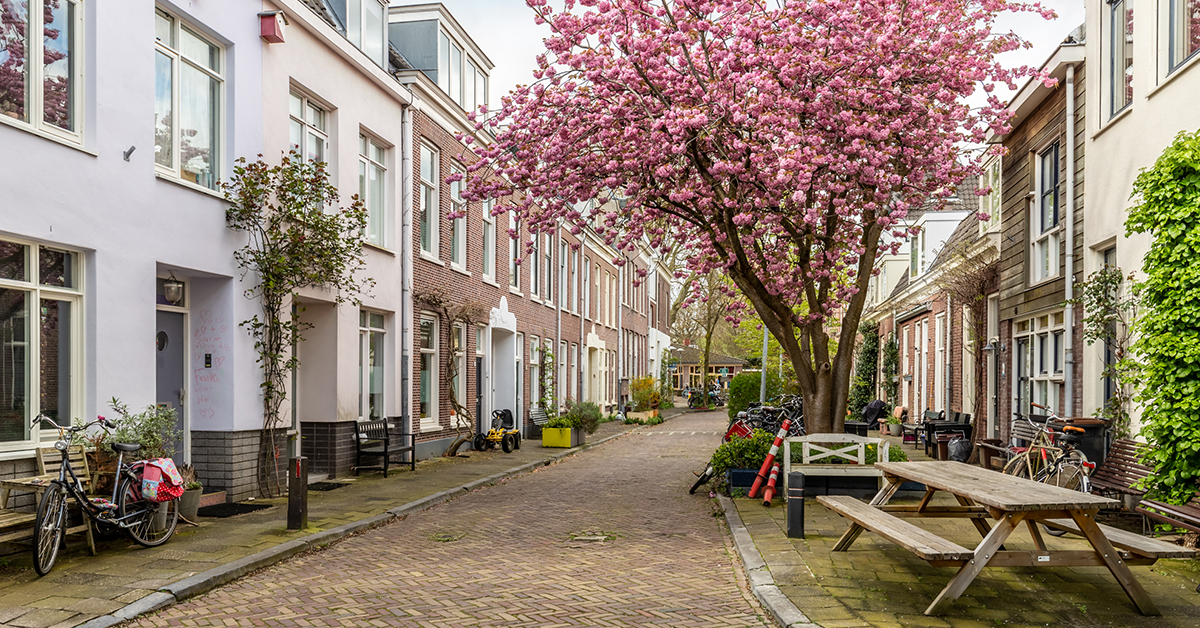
[864,444,909,466]
[848,322,880,415]
[727,370,784,419]
[557,400,602,434]
[540,346,557,413]
[880,334,900,407]
[708,429,776,492]
[658,353,675,409]
[100,398,181,461]
[1126,129,1200,505]
[1065,265,1139,438]
[631,375,657,411]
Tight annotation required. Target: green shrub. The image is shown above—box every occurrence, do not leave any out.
[708,429,775,492]
[646,416,663,426]
[727,370,784,419]
[548,400,602,434]
[864,444,909,465]
[102,398,181,460]
[848,322,880,416]
[630,375,656,411]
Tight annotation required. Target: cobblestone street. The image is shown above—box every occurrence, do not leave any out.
[131,411,769,627]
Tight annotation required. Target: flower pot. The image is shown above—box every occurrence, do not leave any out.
[887,424,903,436]
[542,427,585,448]
[179,487,202,520]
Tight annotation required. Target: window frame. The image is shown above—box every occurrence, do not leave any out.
[451,322,466,414]
[154,7,224,190]
[1169,0,1200,73]
[0,0,85,143]
[358,311,385,422]
[981,157,1002,233]
[529,335,540,406]
[543,234,553,304]
[508,210,520,290]
[482,200,495,282]
[418,313,439,430]
[290,91,330,166]
[559,241,568,311]
[0,238,85,452]
[1016,313,1065,415]
[1030,142,1062,285]
[418,144,439,258]
[530,232,540,299]
[450,163,467,269]
[1108,0,1134,116]
[358,133,387,247]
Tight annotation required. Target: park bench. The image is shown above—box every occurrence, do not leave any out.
[355,418,414,477]
[528,407,550,439]
[782,434,889,495]
[817,495,975,562]
[1072,438,1200,533]
[0,445,96,552]
[977,418,1039,470]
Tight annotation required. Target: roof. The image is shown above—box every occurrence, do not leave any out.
[928,212,985,273]
[671,346,748,366]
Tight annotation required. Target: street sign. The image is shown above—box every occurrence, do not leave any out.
[720,367,729,375]
[668,363,677,371]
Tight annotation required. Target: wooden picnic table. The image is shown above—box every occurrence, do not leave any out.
[818,461,1195,616]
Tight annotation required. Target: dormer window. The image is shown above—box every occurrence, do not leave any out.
[437,31,487,112]
[327,0,386,67]
[909,231,923,277]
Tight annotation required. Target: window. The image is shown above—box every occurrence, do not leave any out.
[981,157,1002,232]
[1018,313,1064,415]
[509,210,519,289]
[451,323,466,410]
[570,343,578,402]
[155,8,222,189]
[529,336,540,406]
[482,201,495,281]
[559,242,568,309]
[1101,247,1118,405]
[419,315,438,428]
[331,0,385,67]
[358,311,384,421]
[438,32,449,93]
[359,134,386,246]
[909,231,922,277]
[450,164,466,268]
[1031,143,1061,283]
[436,30,488,112]
[419,145,438,256]
[450,42,462,105]
[544,234,553,303]
[1108,0,1134,115]
[570,250,578,313]
[0,0,81,139]
[1170,0,1200,71]
[583,259,591,319]
[530,232,540,297]
[559,340,568,406]
[290,92,328,165]
[0,239,82,447]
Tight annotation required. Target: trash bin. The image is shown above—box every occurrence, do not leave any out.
[936,431,967,461]
[843,421,868,437]
[1049,418,1111,466]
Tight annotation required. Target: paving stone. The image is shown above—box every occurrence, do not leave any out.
[7,609,79,628]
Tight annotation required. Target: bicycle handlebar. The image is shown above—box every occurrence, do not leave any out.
[31,413,115,436]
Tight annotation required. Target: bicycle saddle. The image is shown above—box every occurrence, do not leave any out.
[112,442,141,453]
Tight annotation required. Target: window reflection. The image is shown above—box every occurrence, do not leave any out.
[0,289,28,442]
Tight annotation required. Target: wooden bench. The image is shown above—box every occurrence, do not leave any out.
[1042,517,1196,559]
[817,495,975,562]
[355,419,414,477]
[1081,438,1200,533]
[782,434,889,495]
[0,445,96,553]
[977,420,1039,469]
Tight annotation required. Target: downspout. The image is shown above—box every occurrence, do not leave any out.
[400,103,413,434]
[618,254,624,410]
[555,223,562,410]
[1064,62,1076,418]
[946,293,952,411]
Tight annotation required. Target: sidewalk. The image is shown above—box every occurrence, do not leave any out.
[0,411,682,628]
[723,435,1200,628]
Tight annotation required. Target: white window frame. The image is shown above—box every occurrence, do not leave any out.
[419,144,439,258]
[559,241,568,311]
[530,233,540,299]
[1168,0,1200,73]
[450,163,467,270]
[1016,313,1065,415]
[544,234,554,305]
[570,250,579,314]
[359,133,387,247]
[935,313,945,411]
[909,231,922,277]
[342,0,386,68]
[559,340,568,408]
[155,7,224,190]
[289,91,329,165]
[418,314,439,430]
[482,200,495,282]
[981,157,1002,234]
[451,323,466,419]
[583,258,591,319]
[509,210,520,290]
[358,311,385,421]
[0,238,85,453]
[1030,142,1062,285]
[529,335,540,406]
[0,0,84,144]
[1108,0,1134,117]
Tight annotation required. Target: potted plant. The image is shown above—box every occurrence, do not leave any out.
[177,464,203,521]
[87,398,181,494]
[885,414,903,436]
[628,376,659,421]
[542,401,601,448]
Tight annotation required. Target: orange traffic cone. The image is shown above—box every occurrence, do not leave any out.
[762,461,782,507]
[748,420,791,498]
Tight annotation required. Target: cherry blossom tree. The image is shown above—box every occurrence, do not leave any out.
[461,0,1051,434]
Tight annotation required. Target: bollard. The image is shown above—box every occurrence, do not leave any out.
[787,472,805,538]
[288,456,308,530]
[762,462,782,507]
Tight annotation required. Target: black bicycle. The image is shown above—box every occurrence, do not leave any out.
[31,414,179,575]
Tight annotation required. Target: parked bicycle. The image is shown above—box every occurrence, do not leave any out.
[1001,403,1095,536]
[30,414,180,576]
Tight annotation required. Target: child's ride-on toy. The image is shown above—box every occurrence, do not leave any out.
[474,409,521,453]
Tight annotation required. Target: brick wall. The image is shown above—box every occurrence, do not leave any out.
[191,429,285,503]
[301,420,358,478]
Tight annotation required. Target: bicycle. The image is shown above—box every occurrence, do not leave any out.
[30,414,180,576]
[1001,403,1095,535]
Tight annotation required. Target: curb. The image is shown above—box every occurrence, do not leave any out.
[718,495,820,628]
[80,429,632,627]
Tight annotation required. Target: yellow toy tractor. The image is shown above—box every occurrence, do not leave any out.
[474,409,521,453]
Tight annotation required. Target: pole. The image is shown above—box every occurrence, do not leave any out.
[760,325,768,403]
[787,472,805,538]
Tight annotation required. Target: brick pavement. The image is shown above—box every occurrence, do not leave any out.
[733,436,1200,628]
[125,409,769,627]
[0,418,646,627]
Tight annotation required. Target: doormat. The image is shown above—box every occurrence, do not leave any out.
[307,482,351,492]
[197,502,273,518]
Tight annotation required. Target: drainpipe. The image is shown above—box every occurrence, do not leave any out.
[555,222,562,410]
[1064,62,1076,418]
[618,253,625,409]
[400,104,413,433]
[945,293,952,412]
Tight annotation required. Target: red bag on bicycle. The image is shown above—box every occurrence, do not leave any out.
[140,458,185,502]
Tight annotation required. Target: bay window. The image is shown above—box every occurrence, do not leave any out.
[155,8,222,190]
[0,239,81,447]
[0,0,81,139]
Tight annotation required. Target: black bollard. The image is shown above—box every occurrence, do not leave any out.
[288,456,308,530]
[787,472,805,538]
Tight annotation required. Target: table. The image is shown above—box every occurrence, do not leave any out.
[822,461,1195,616]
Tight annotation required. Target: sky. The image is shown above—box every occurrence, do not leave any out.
[437,0,1087,110]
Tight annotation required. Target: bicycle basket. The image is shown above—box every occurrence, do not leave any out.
[140,458,185,502]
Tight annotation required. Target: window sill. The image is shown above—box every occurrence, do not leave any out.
[155,172,225,200]
[0,116,94,156]
[1092,105,1134,141]
[419,421,442,433]
[0,447,38,462]
[509,287,523,297]
[482,277,500,289]
[531,296,542,305]
[1149,51,1200,100]
[1027,274,1061,291]
[363,242,395,256]
[451,265,471,278]
[419,253,446,267]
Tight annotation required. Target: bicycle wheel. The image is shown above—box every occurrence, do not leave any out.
[117,475,178,547]
[1002,453,1034,479]
[33,484,67,576]
[690,465,714,494]
[1048,452,1090,491]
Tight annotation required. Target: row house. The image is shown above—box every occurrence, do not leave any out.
[0,0,671,505]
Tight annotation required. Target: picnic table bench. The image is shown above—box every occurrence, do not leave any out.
[819,461,1195,616]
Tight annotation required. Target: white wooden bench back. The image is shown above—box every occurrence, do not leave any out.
[786,434,889,466]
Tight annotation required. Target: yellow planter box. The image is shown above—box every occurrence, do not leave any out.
[542,427,584,448]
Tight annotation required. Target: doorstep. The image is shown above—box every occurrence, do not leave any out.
[198,491,226,508]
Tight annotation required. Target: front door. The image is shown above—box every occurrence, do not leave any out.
[156,311,187,463]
